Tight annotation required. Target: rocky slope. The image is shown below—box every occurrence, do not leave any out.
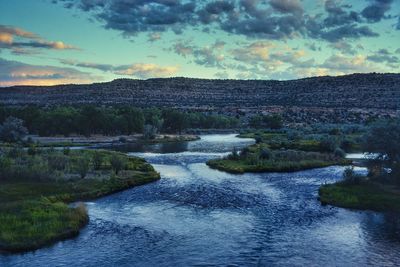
[1,73,399,111]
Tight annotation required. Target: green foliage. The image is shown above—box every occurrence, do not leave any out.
[0,116,28,143]
[0,148,160,252]
[92,151,103,170]
[334,147,346,158]
[110,154,126,175]
[249,114,283,129]
[319,182,400,212]
[342,167,364,185]
[0,200,89,252]
[48,154,69,171]
[0,106,240,137]
[74,156,90,179]
[363,119,400,183]
[208,148,348,174]
[319,135,338,153]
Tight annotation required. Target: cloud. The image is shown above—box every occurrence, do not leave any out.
[113,63,179,78]
[366,49,399,64]
[0,25,79,53]
[323,0,361,28]
[172,40,225,67]
[269,0,303,14]
[60,59,179,78]
[361,0,393,23]
[320,54,382,73]
[148,32,162,42]
[214,71,229,79]
[54,0,196,36]
[329,41,357,55]
[53,0,389,43]
[319,24,379,42]
[397,17,400,30]
[0,58,98,86]
[231,41,273,63]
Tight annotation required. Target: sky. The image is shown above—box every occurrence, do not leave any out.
[0,0,399,86]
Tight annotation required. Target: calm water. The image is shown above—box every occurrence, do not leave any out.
[2,134,400,266]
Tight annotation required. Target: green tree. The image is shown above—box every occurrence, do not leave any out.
[363,119,400,183]
[0,117,28,143]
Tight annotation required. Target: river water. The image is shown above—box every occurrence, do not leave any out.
[1,134,400,266]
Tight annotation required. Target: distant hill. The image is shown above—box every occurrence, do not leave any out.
[1,73,399,110]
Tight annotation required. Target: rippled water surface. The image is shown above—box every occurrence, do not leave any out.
[2,134,400,266]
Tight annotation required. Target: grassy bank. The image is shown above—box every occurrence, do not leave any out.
[207,157,349,174]
[0,149,160,253]
[319,182,400,212]
[207,136,350,174]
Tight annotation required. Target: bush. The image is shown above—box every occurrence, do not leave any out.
[334,148,346,158]
[48,154,68,171]
[342,167,364,185]
[92,151,103,170]
[0,117,28,143]
[240,147,250,157]
[74,157,90,179]
[227,147,239,160]
[110,154,126,175]
[319,136,338,152]
[259,148,272,160]
[143,124,158,140]
[63,147,70,155]
[27,145,38,156]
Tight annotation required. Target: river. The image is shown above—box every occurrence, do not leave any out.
[1,134,400,266]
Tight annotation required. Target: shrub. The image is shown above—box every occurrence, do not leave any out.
[92,151,103,170]
[27,145,38,156]
[48,154,68,171]
[259,148,272,160]
[7,146,23,159]
[319,136,338,152]
[342,167,364,185]
[227,147,239,160]
[240,147,250,157]
[334,148,346,158]
[63,147,70,155]
[0,117,28,143]
[74,157,90,179]
[255,136,262,144]
[143,124,157,140]
[110,154,126,175]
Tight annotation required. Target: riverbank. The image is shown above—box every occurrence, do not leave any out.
[17,134,200,147]
[319,182,400,212]
[207,157,350,174]
[0,149,160,253]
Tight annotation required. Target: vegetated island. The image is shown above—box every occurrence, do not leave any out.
[319,119,400,212]
[0,148,160,253]
[206,121,357,174]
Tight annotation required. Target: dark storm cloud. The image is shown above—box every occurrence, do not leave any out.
[269,0,303,14]
[53,0,195,35]
[53,0,388,42]
[319,24,379,42]
[361,0,393,23]
[323,0,361,27]
[198,0,235,24]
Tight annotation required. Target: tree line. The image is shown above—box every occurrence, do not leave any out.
[0,106,239,137]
